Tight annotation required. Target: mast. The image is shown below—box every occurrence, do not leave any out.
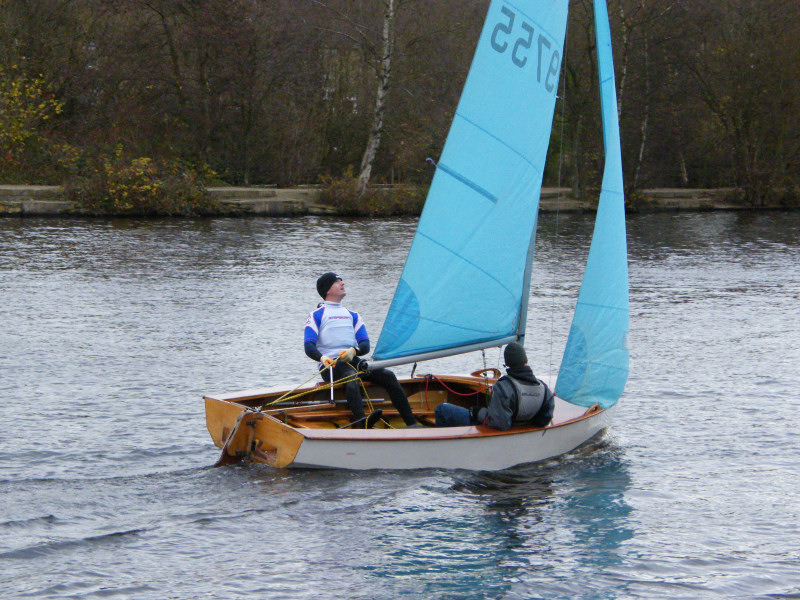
[515,213,540,348]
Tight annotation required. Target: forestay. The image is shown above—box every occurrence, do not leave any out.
[373,0,570,366]
[555,0,629,408]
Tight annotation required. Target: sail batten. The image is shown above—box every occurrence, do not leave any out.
[435,162,499,203]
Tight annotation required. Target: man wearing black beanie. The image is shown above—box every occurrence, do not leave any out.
[304,272,419,429]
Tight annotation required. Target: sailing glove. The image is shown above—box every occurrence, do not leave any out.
[320,355,336,367]
[338,347,357,363]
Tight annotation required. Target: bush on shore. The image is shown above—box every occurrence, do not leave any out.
[319,169,427,216]
[1,68,219,216]
[65,151,220,216]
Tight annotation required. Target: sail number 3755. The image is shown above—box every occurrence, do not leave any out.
[490,6,560,93]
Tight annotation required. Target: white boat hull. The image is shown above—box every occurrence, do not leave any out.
[291,404,613,470]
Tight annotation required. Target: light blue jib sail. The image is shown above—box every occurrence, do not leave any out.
[373,0,570,367]
[555,0,629,408]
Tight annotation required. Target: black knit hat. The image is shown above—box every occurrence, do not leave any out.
[316,272,341,299]
[504,342,528,368]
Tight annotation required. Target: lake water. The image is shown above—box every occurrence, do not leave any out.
[1,211,799,599]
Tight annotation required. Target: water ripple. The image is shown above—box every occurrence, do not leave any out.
[2,213,800,599]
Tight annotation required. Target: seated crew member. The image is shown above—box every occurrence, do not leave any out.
[304,272,419,429]
[434,342,554,430]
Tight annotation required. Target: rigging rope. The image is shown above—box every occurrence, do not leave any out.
[256,365,358,411]
[257,361,396,428]
[428,374,485,398]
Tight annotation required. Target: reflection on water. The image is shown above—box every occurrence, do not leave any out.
[447,437,633,597]
[1,212,800,599]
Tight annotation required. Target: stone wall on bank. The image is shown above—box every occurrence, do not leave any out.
[0,184,771,217]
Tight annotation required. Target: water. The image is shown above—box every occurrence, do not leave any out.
[1,212,798,599]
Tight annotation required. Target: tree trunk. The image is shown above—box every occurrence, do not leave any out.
[616,0,629,117]
[571,115,584,197]
[356,0,395,196]
[154,7,188,115]
[678,153,689,186]
[632,36,649,190]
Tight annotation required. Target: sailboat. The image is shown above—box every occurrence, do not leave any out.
[204,0,629,470]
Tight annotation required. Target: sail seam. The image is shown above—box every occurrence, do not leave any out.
[385,306,510,337]
[416,229,518,301]
[453,112,540,171]
[574,301,628,311]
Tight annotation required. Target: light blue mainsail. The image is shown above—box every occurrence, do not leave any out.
[555,0,629,408]
[373,0,569,365]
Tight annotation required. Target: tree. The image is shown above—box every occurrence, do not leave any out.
[381,0,487,184]
[356,0,396,195]
[674,0,800,203]
[0,67,64,181]
[613,0,683,191]
[1,0,797,197]
[309,0,403,192]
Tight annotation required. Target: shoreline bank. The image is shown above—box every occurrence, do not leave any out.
[0,184,791,217]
